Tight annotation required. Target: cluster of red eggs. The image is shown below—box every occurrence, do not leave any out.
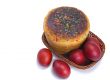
[69,37,102,65]
[37,37,102,78]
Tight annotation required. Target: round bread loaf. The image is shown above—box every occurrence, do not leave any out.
[44,7,90,54]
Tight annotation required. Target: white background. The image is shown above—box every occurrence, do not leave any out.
[0,0,110,80]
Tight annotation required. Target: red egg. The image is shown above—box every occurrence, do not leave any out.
[37,48,52,66]
[69,49,87,65]
[53,60,71,78]
[83,42,102,61]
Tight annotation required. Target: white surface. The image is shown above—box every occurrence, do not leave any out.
[0,0,110,80]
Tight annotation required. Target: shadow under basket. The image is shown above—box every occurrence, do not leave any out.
[42,31,105,69]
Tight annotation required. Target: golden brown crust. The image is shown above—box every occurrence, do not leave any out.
[43,7,90,54]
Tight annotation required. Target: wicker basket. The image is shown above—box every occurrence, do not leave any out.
[42,31,105,69]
